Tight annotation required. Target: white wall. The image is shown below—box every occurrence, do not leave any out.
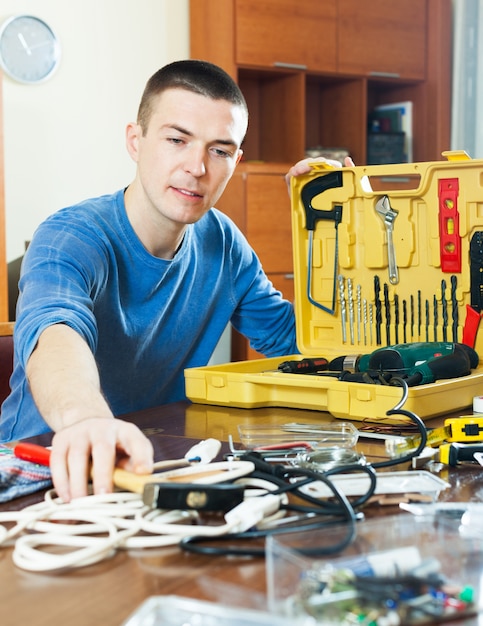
[0,1,232,363]
[1,0,189,262]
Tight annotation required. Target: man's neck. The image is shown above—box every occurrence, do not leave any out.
[123,184,186,259]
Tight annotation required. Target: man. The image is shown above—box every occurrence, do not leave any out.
[0,60,299,502]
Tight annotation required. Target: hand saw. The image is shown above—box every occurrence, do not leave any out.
[300,170,343,314]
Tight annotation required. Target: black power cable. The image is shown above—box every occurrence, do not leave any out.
[180,377,427,558]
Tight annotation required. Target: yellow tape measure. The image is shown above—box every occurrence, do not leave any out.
[386,415,483,457]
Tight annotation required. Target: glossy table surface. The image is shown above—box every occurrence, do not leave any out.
[1,401,482,626]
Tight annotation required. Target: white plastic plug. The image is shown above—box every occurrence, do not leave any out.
[184,438,222,464]
[224,494,281,533]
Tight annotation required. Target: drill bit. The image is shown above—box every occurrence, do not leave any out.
[418,290,422,338]
[338,275,347,343]
[347,277,354,344]
[363,298,368,345]
[433,294,438,341]
[369,303,374,345]
[441,279,448,342]
[410,294,414,339]
[374,275,382,345]
[403,298,407,343]
[394,293,399,344]
[357,284,362,343]
[451,275,458,342]
[384,282,391,345]
[425,299,430,342]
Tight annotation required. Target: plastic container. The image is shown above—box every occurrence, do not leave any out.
[185,154,483,422]
[121,595,298,626]
[266,513,483,625]
[237,422,359,449]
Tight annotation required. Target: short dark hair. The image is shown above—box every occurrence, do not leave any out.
[137,59,248,134]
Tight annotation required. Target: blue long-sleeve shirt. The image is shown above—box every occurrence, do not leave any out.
[0,189,298,440]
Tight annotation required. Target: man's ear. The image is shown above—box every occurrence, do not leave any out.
[125,122,141,162]
[235,149,243,166]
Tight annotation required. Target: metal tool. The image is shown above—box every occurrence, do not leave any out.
[338,275,347,342]
[417,290,422,338]
[451,275,458,342]
[441,279,448,341]
[375,195,399,285]
[301,172,343,314]
[369,303,373,344]
[433,294,438,341]
[394,293,399,344]
[357,284,362,343]
[383,283,391,345]
[363,298,367,345]
[374,275,382,345]
[410,294,414,339]
[347,277,354,344]
[402,299,407,343]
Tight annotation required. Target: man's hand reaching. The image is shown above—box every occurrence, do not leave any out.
[50,417,154,502]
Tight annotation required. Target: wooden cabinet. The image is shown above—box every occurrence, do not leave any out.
[338,0,427,80]
[190,0,452,360]
[191,0,451,166]
[235,0,337,71]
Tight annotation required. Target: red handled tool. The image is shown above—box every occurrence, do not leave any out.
[462,232,483,347]
[277,357,329,374]
[14,442,51,466]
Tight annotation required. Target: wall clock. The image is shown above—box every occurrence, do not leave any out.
[0,15,61,84]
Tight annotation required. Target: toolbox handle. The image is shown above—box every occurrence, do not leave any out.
[356,151,472,195]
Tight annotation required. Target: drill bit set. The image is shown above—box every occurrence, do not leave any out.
[336,273,460,347]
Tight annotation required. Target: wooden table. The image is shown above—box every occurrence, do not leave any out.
[0,401,482,626]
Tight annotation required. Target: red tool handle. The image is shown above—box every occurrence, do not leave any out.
[462,305,483,348]
[14,442,51,466]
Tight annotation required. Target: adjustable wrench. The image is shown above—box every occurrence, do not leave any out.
[375,195,399,285]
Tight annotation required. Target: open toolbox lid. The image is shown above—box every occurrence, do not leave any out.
[290,151,483,359]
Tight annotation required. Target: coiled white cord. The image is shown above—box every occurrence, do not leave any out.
[0,471,284,573]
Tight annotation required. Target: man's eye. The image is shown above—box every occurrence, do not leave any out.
[213,148,231,158]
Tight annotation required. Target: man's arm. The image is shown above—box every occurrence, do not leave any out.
[26,324,153,501]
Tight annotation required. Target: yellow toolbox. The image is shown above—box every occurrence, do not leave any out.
[185,152,483,422]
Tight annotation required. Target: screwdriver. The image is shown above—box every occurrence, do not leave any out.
[277,357,329,374]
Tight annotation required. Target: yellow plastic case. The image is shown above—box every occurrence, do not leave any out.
[185,152,483,422]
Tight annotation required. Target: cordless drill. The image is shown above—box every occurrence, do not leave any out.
[329,342,479,386]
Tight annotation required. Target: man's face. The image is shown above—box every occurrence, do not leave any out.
[127,88,247,227]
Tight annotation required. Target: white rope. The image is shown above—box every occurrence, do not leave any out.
[0,462,284,573]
